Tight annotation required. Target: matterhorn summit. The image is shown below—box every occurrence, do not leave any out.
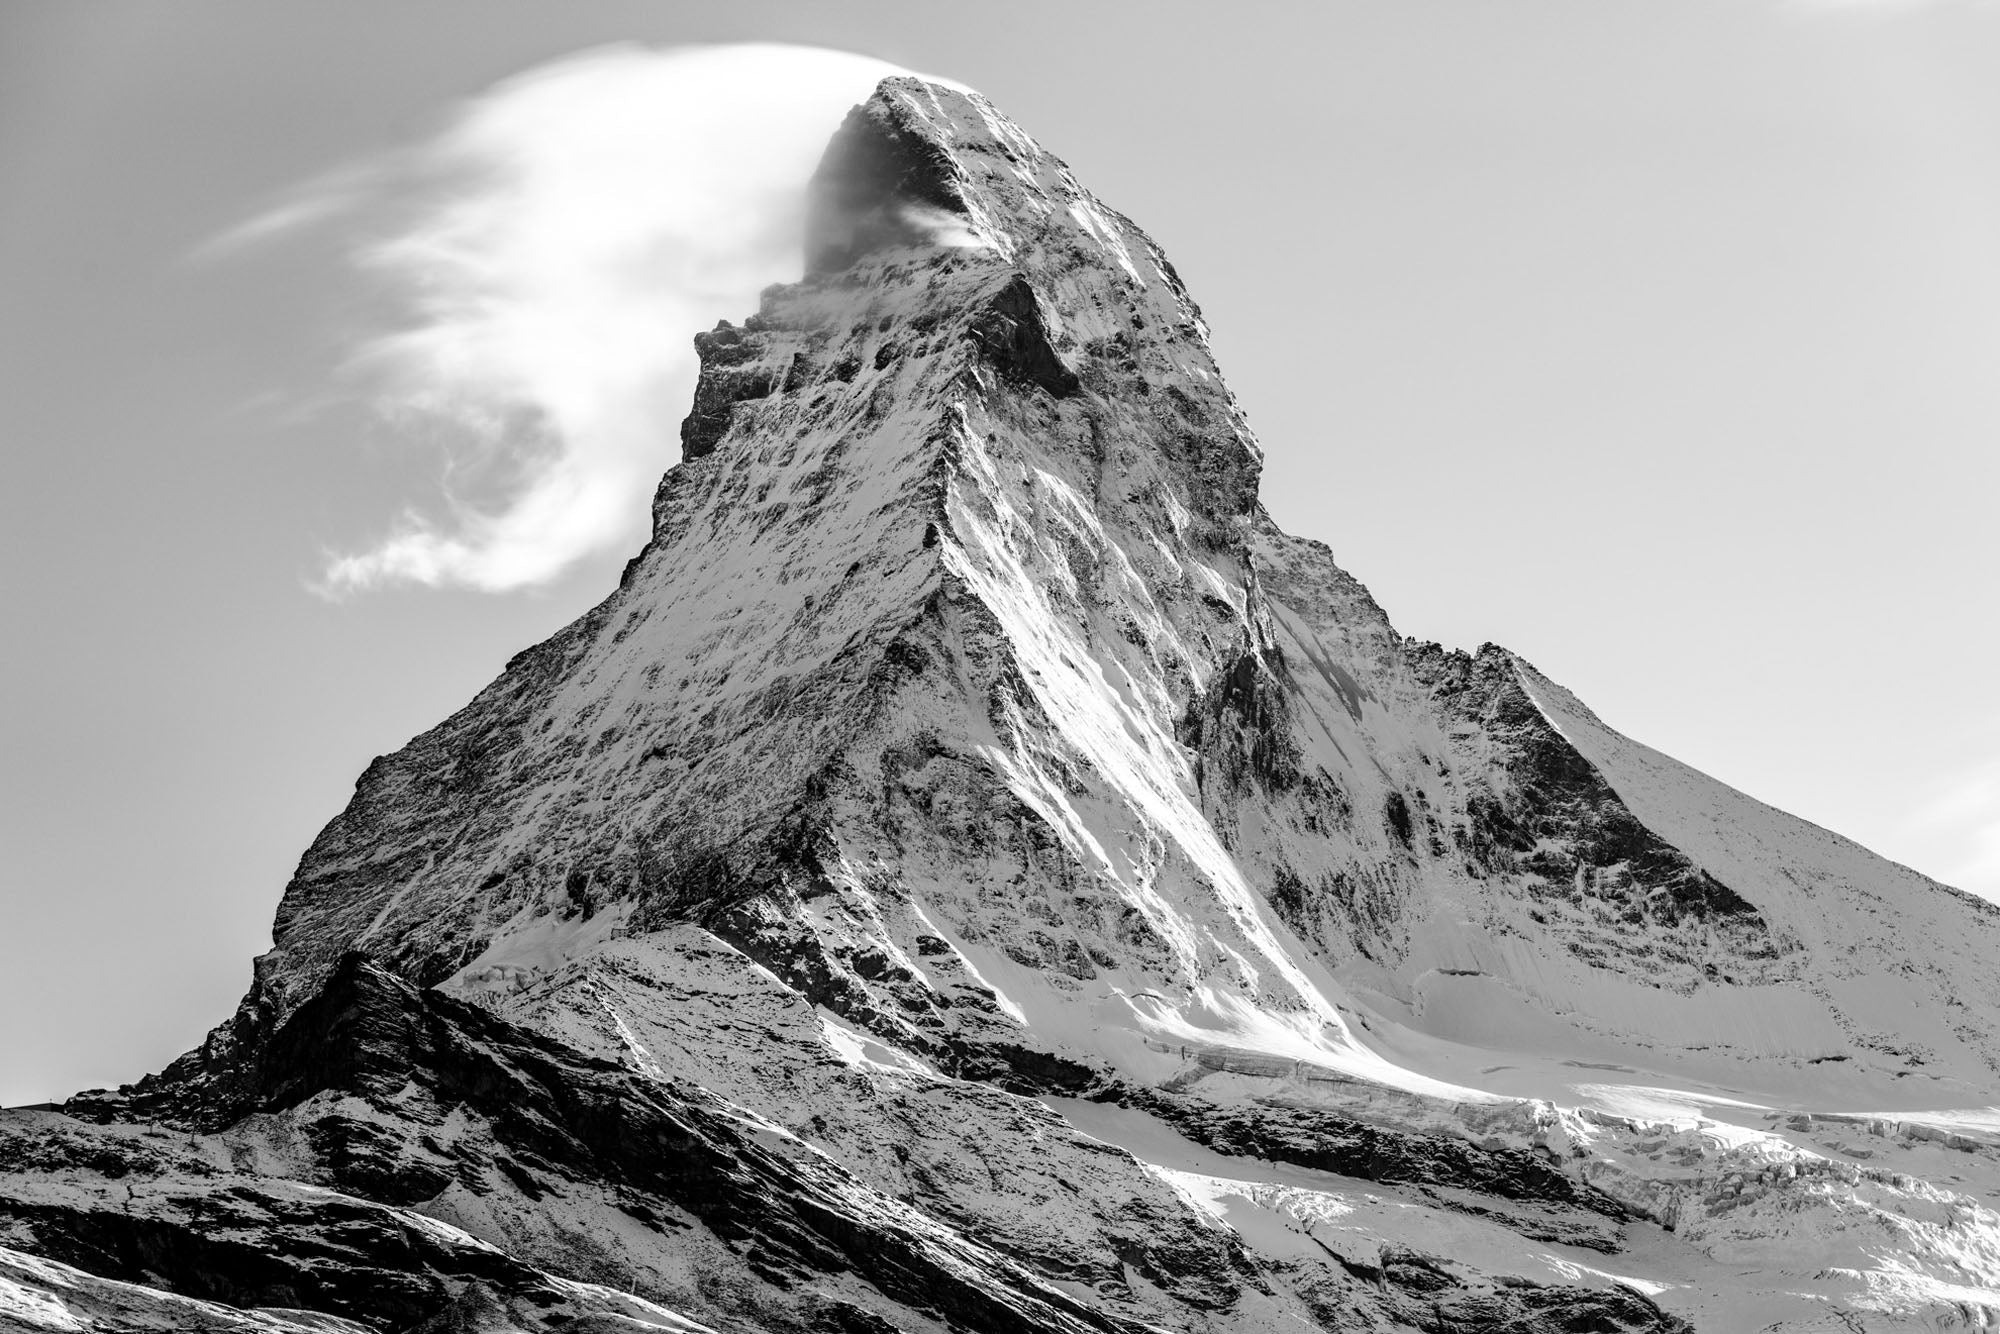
[6,77,2000,1334]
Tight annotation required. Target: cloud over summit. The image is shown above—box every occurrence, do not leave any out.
[228,44,919,594]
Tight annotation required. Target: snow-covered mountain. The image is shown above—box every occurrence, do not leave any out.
[6,77,1999,1334]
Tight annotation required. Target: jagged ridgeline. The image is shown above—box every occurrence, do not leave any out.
[7,77,2000,1334]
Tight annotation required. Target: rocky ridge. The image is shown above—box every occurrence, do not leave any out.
[5,77,1999,1333]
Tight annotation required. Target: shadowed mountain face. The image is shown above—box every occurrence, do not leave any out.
[6,78,2000,1334]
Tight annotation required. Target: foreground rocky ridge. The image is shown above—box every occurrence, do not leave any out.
[6,78,1998,1332]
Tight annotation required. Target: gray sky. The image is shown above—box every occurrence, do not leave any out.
[4,1,1997,1107]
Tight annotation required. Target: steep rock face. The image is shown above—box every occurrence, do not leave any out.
[1407,642,1782,984]
[213,75,1322,1102]
[20,957,1210,1334]
[6,77,2000,1334]
[7,955,1682,1334]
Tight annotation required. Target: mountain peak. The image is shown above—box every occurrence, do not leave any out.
[805,78,980,274]
[15,78,2000,1334]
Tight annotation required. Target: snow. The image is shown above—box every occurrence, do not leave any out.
[1517,656,2000,1100]
[0,1243,378,1333]
[542,1277,721,1332]
[0,1249,84,1334]
[819,1008,946,1080]
[1052,1098,1670,1298]
[140,75,2000,1333]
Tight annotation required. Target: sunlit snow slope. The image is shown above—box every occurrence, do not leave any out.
[5,77,1999,1334]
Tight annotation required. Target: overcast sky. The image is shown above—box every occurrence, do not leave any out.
[4,1,1998,1106]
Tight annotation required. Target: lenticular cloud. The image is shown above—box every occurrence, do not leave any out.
[307,44,916,594]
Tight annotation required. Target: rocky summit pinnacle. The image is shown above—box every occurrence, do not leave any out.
[7,77,2000,1334]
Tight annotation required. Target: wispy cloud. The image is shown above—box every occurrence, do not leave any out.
[1901,724,2000,902]
[193,162,386,263]
[209,43,927,594]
